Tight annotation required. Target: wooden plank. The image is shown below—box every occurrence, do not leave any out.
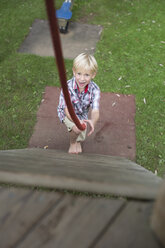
[0,149,162,200]
[151,180,165,247]
[0,148,159,180]
[94,201,160,248]
[0,187,62,248]
[0,187,33,219]
[0,155,158,183]
[0,148,143,170]
[17,195,125,248]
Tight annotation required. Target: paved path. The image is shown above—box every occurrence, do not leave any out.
[29,86,136,160]
[19,19,103,59]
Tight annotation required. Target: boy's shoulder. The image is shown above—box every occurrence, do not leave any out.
[67,77,74,88]
[89,80,100,91]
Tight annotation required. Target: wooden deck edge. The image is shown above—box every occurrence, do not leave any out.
[151,180,165,247]
[0,170,160,200]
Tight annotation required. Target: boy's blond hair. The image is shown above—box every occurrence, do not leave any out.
[73,53,98,74]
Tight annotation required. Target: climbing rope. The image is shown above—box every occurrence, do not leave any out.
[45,0,86,131]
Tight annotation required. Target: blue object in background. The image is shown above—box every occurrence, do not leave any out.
[56,1,72,20]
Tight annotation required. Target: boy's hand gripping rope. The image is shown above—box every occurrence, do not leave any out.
[45,0,86,131]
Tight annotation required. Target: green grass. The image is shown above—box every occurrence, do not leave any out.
[0,0,165,177]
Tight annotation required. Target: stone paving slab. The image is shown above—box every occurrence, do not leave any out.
[18,19,103,59]
[29,86,136,160]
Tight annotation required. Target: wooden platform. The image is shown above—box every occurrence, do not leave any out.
[0,187,160,248]
[0,148,163,247]
[0,148,162,200]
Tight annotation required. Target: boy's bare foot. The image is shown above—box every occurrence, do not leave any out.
[68,142,82,154]
[68,143,77,154]
[76,142,82,153]
[68,128,83,154]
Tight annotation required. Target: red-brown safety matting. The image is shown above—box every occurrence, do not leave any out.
[29,86,136,160]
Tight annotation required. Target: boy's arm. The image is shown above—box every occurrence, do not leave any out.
[85,86,100,136]
[84,109,99,136]
[91,109,99,126]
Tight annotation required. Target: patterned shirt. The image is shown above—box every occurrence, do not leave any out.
[57,77,100,122]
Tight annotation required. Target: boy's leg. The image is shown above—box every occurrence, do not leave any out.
[70,125,86,153]
[69,125,82,154]
[63,117,85,154]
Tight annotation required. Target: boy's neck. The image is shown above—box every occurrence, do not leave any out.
[76,81,89,93]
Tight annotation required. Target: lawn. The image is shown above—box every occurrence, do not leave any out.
[0,0,165,177]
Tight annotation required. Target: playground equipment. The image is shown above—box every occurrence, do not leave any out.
[56,0,74,33]
[0,1,163,246]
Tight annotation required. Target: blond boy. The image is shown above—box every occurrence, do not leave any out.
[57,53,100,154]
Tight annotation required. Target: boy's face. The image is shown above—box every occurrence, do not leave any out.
[73,68,96,92]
